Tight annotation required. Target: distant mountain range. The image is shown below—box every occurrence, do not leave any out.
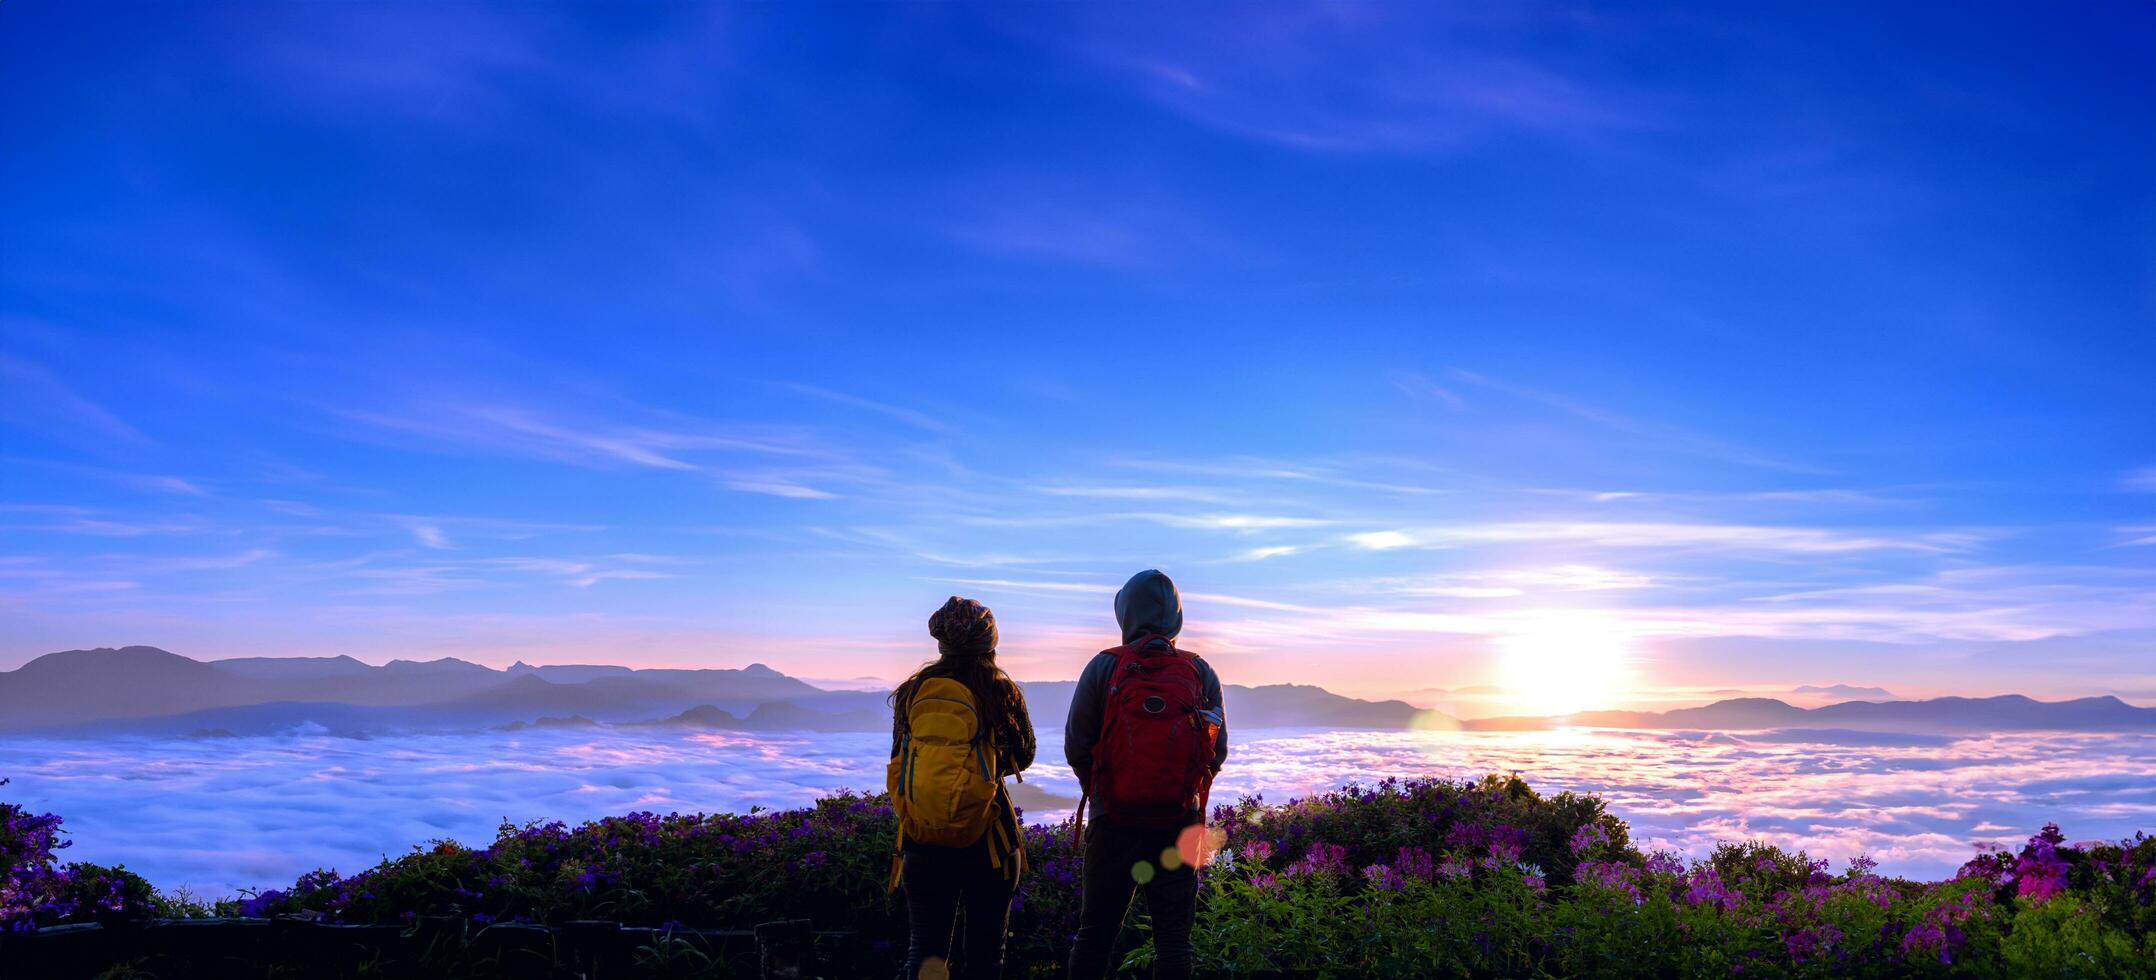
[4,647,2146,738]
[0,646,818,733]
[0,647,1438,737]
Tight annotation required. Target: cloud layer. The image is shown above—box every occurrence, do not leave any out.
[6,726,2149,897]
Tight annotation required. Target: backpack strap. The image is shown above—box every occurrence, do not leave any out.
[988,785,1026,886]
[887,821,905,892]
[1081,637,1159,834]
[1076,640,1135,845]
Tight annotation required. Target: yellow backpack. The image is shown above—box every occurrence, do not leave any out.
[887,677,1002,850]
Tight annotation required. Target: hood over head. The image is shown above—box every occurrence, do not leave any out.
[1114,568,1183,644]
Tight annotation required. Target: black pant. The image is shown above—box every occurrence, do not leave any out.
[1066,820,1199,980]
[900,837,1013,980]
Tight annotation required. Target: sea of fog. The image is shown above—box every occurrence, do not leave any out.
[7,727,2155,897]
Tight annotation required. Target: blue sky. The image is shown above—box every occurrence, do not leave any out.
[3,3,2152,707]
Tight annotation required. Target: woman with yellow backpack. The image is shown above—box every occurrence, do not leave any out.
[887,596,1035,980]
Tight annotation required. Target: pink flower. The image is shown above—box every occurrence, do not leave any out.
[2013,836,2070,904]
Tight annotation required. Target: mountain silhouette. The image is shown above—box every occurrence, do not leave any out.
[0,646,817,732]
[2,646,249,727]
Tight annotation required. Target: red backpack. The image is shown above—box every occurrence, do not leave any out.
[1080,636,1219,830]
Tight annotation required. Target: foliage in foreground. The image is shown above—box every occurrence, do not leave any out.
[5,773,2153,976]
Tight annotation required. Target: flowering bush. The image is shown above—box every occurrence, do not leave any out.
[1,778,162,932]
[5,774,2152,976]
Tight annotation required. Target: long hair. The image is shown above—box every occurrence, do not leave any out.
[891,596,1014,741]
[889,654,1014,743]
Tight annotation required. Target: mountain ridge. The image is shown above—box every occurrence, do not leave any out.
[8,647,2148,737]
[0,646,1451,736]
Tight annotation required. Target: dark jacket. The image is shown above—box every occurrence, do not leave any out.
[1063,569,1229,791]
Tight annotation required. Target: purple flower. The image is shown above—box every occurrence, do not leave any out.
[1644,850,1686,876]
[2013,836,2069,903]
[1683,868,1738,909]
[1569,823,1608,855]
[1285,842,1350,878]
[1576,860,1645,906]
[1393,847,1435,882]
[1361,863,1404,892]
[237,889,287,918]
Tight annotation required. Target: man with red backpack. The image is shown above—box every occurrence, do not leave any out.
[1065,569,1228,980]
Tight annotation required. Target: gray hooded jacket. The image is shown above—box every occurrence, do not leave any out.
[1063,569,1229,792]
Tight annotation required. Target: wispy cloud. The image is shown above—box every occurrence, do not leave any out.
[1391,372,1468,410]
[810,528,1068,569]
[1346,521,1984,555]
[784,384,950,434]
[1363,565,1658,598]
[724,479,838,500]
[1108,456,1448,496]
[376,513,604,547]
[1445,369,1826,474]
[1038,485,1241,504]
[407,522,452,549]
[483,557,676,589]
[338,403,827,472]
[1,458,210,497]
[1146,513,1335,531]
[941,578,1116,596]
[129,549,277,574]
[1049,7,1652,154]
[0,355,151,445]
[1533,486,1920,508]
[946,202,1169,266]
[0,505,203,537]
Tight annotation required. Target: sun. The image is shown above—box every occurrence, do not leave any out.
[1494,616,1636,718]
